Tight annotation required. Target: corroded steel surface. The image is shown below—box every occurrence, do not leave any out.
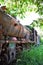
[0,6,30,39]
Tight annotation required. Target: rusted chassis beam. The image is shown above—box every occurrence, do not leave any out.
[0,40,35,44]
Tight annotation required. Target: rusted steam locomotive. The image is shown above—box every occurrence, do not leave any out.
[0,5,38,64]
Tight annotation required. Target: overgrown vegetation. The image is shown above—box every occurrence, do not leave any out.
[16,45,43,65]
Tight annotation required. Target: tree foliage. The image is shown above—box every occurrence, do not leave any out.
[0,0,43,17]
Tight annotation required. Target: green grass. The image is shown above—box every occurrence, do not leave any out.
[17,45,43,65]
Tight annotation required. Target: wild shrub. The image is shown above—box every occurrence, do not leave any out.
[17,45,43,65]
